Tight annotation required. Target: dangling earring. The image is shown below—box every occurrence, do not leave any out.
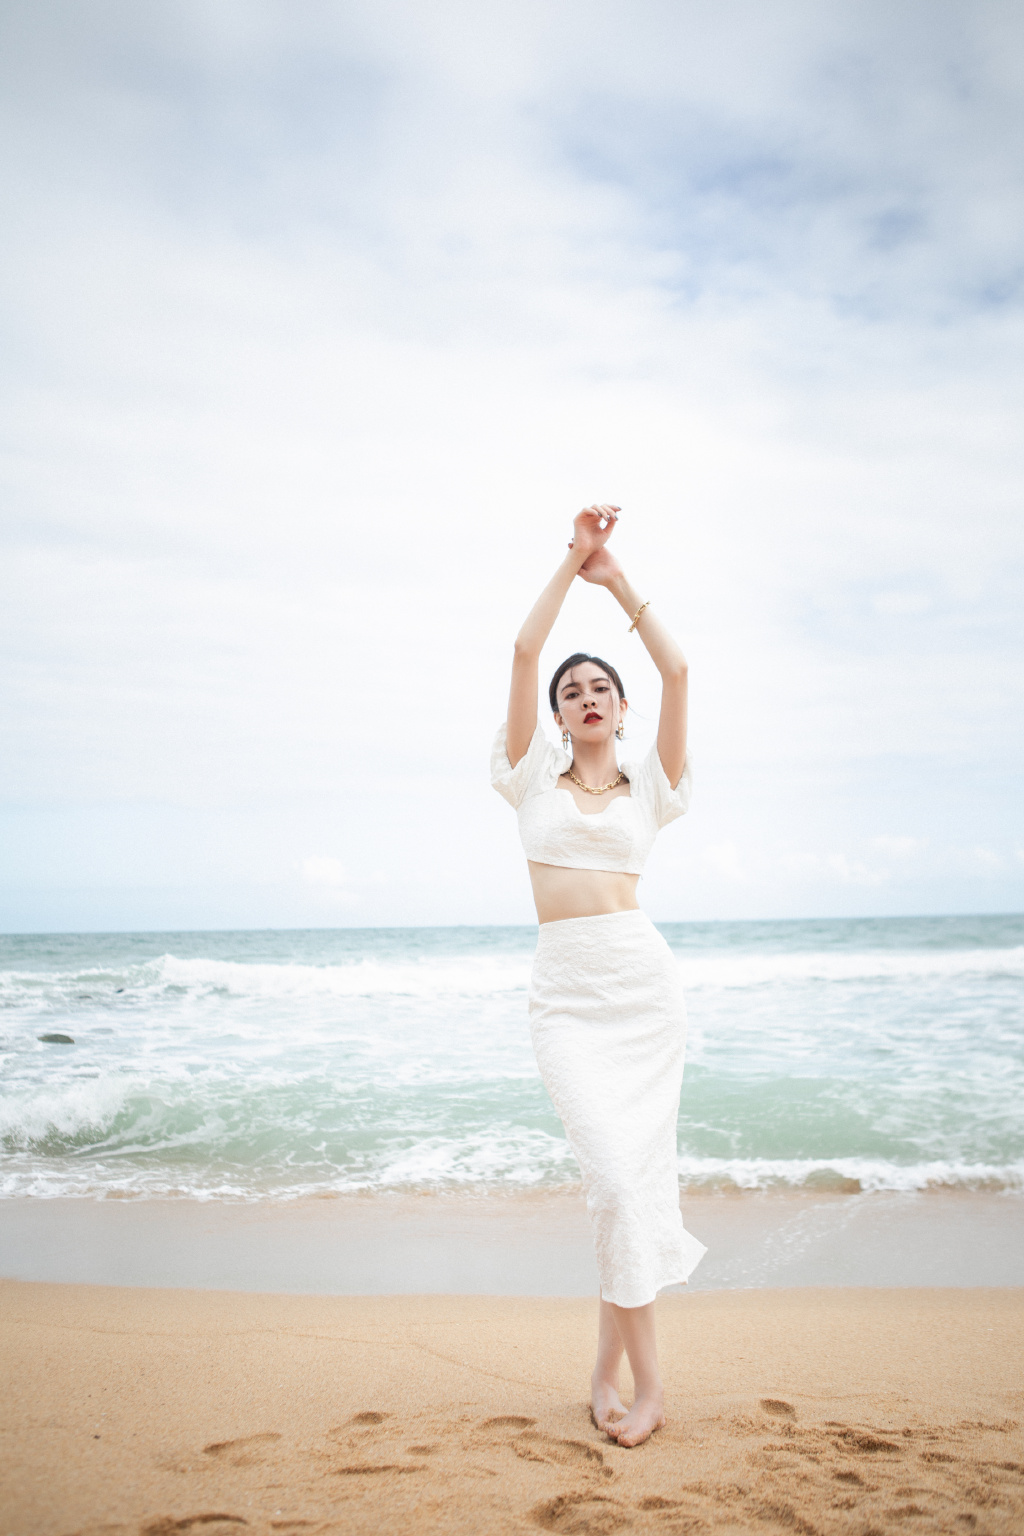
[616,720,625,741]
[562,729,570,751]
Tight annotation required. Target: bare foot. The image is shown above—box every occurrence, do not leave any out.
[590,1376,627,1435]
[603,1392,666,1447]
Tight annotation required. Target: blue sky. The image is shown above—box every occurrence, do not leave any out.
[1,0,1022,930]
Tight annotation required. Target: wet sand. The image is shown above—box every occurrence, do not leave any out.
[2,1280,1022,1536]
[3,1189,1024,1293]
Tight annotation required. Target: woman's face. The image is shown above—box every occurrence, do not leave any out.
[554,663,626,746]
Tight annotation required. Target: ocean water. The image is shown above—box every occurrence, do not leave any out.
[1,915,1021,1202]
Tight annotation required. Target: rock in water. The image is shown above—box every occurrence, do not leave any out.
[38,1032,75,1044]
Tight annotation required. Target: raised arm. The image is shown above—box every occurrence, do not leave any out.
[577,548,688,788]
[506,505,620,766]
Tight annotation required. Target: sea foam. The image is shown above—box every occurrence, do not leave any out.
[2,916,1021,1202]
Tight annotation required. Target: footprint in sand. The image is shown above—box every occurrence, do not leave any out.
[473,1417,610,1480]
[332,1463,423,1477]
[202,1433,282,1467]
[827,1425,902,1456]
[530,1491,630,1534]
[325,1411,430,1477]
[324,1411,392,1442]
[514,1432,607,1471]
[140,1515,248,1535]
[760,1399,796,1420]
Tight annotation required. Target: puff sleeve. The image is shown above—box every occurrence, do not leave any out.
[490,724,565,809]
[631,741,693,827]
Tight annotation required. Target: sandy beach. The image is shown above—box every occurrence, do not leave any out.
[3,1281,1022,1536]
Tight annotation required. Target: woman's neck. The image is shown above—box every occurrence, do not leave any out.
[569,740,620,787]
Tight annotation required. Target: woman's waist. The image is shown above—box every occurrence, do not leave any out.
[527,861,641,925]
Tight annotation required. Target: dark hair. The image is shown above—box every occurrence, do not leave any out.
[548,653,626,713]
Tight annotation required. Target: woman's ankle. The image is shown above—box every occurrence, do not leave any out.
[628,1376,664,1402]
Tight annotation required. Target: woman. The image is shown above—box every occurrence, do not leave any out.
[491,503,706,1448]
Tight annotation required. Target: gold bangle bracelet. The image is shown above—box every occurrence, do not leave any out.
[628,601,650,633]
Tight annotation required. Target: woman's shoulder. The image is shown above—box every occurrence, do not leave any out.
[490,723,569,808]
[621,738,693,826]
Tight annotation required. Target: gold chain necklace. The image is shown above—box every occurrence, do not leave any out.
[566,766,626,795]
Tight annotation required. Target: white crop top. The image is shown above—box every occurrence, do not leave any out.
[490,724,692,875]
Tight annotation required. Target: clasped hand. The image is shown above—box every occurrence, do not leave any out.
[569,504,624,586]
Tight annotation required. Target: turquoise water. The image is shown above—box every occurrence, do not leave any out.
[1,915,1021,1199]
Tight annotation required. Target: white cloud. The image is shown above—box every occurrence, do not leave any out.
[965,846,1005,876]
[827,855,888,887]
[871,593,932,618]
[301,857,348,887]
[700,841,746,883]
[869,836,928,860]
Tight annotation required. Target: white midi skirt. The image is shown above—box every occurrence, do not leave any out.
[529,909,707,1309]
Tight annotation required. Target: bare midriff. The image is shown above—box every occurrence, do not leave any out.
[528,861,641,925]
